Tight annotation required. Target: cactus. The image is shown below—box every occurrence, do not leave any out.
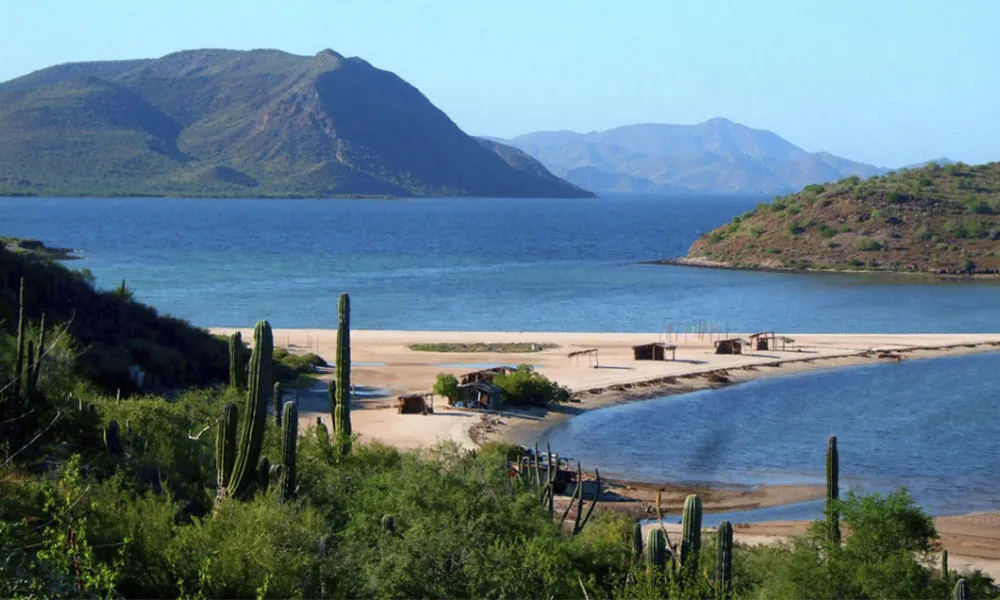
[327,380,337,435]
[715,520,733,596]
[29,313,45,393]
[273,381,283,426]
[953,578,971,600]
[558,462,601,535]
[680,494,703,577]
[334,293,352,455]
[315,417,330,446]
[826,435,841,545]
[215,403,238,492]
[228,321,274,500]
[645,528,666,572]
[279,400,297,502]
[229,331,246,391]
[268,463,284,489]
[631,521,644,561]
[381,514,395,533]
[257,456,271,492]
[103,420,123,455]
[942,549,949,580]
[12,278,25,402]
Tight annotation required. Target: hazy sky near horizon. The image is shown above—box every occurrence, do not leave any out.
[3,0,996,167]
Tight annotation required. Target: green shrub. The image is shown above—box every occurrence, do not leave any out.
[785,221,804,236]
[817,224,836,238]
[787,205,802,216]
[432,373,459,403]
[492,364,570,406]
[854,237,884,251]
[803,184,826,194]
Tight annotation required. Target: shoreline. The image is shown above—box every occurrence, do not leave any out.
[649,256,1000,279]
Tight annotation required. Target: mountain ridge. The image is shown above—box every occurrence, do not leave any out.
[498,119,890,195]
[0,48,593,199]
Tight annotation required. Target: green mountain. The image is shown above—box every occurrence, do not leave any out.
[677,161,1000,275]
[502,118,887,195]
[0,49,592,198]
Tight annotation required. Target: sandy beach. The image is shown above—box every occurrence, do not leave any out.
[211,327,1000,576]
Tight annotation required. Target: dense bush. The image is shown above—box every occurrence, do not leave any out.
[492,364,571,406]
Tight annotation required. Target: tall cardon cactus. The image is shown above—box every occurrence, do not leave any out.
[715,520,733,596]
[215,403,238,494]
[680,494,703,578]
[273,381,283,426]
[826,435,841,545]
[953,578,971,600]
[226,320,273,500]
[279,400,298,502]
[333,293,352,456]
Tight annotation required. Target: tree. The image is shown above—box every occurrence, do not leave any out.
[432,373,459,403]
[492,364,570,406]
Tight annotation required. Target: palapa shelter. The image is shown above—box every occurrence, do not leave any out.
[397,393,432,414]
[631,342,677,361]
[714,338,745,355]
[749,332,796,351]
[456,380,504,411]
[567,348,599,367]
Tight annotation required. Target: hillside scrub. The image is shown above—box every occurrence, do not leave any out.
[686,161,1000,275]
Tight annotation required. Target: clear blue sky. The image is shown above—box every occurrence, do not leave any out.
[3,0,997,167]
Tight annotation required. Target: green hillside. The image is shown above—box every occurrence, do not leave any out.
[681,161,1000,275]
[0,49,592,198]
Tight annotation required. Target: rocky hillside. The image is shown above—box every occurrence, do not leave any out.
[0,49,592,199]
[680,161,1000,275]
[503,118,886,195]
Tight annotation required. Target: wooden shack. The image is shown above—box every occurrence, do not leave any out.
[714,338,744,355]
[459,366,516,385]
[631,342,677,361]
[456,381,504,410]
[397,394,432,414]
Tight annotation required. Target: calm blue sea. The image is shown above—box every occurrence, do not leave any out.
[542,352,1000,519]
[4,194,1000,332]
[5,194,1000,517]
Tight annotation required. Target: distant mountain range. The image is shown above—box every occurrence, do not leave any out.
[0,49,592,198]
[498,119,898,195]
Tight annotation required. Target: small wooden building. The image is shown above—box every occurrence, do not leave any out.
[459,366,516,385]
[632,342,677,361]
[456,381,504,410]
[397,394,432,415]
[714,338,744,355]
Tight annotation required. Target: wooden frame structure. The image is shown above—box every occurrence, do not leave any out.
[567,348,599,367]
[714,338,746,355]
[631,342,677,361]
[749,332,796,351]
[397,393,433,414]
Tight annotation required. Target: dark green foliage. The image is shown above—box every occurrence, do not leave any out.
[716,520,733,595]
[273,381,283,426]
[272,346,326,382]
[13,278,26,402]
[0,49,592,199]
[215,403,238,494]
[257,456,271,493]
[334,293,352,456]
[229,331,246,391]
[680,494,702,577]
[228,321,273,500]
[631,520,643,562]
[279,400,297,503]
[492,364,571,406]
[645,528,666,572]
[853,237,884,251]
[827,435,841,545]
[942,548,950,581]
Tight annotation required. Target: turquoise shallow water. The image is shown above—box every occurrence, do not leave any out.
[542,352,1000,518]
[4,194,1000,332]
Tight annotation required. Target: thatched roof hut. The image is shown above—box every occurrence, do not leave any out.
[631,342,677,361]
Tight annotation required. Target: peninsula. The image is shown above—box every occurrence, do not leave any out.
[674,161,1000,275]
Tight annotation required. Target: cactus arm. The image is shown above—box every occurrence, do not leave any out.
[827,435,841,544]
[273,381,283,426]
[334,293,352,455]
[215,403,238,492]
[681,494,703,575]
[715,520,733,595]
[574,468,600,535]
[13,278,25,401]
